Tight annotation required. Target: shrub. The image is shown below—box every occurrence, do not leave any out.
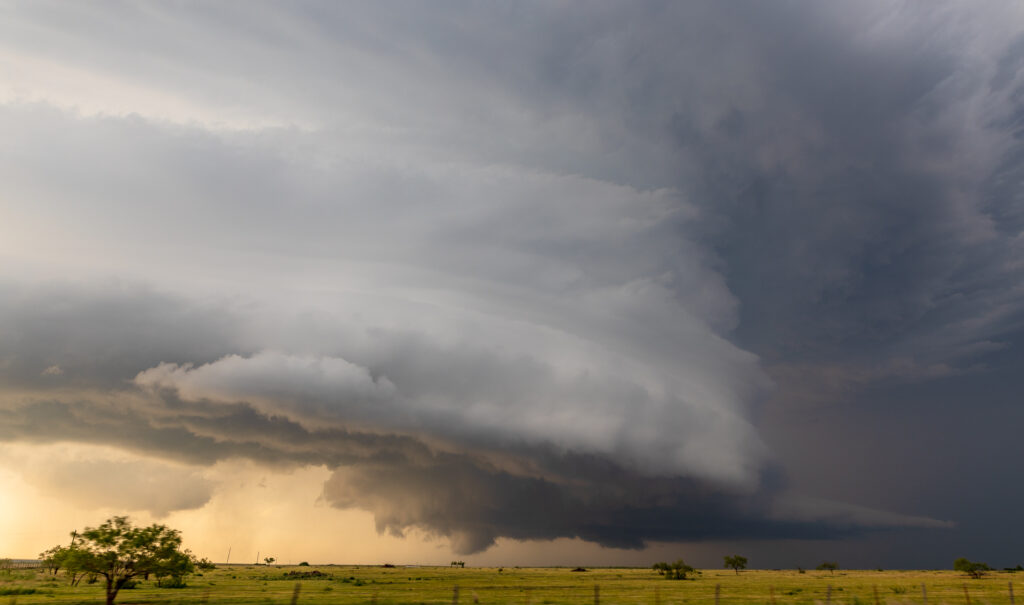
[158,575,188,588]
[954,558,991,579]
[652,560,696,580]
[298,561,310,567]
[195,557,217,571]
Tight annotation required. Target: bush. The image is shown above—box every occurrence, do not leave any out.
[158,575,188,588]
[195,557,217,571]
[652,560,696,580]
[298,561,310,567]
[954,558,991,579]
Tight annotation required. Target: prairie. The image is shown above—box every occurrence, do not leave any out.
[1,564,1019,604]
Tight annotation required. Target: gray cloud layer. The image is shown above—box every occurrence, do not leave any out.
[2,1,1022,563]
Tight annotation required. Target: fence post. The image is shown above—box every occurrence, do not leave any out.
[770,585,776,605]
[593,584,600,605]
[922,584,927,605]
[715,583,721,605]
[1010,581,1015,605]
[826,584,832,604]
[963,583,971,605]
[873,585,880,605]
[290,582,301,605]
[452,585,460,605]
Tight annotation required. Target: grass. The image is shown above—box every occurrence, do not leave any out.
[0,565,1019,604]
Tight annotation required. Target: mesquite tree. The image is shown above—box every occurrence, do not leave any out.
[60,516,194,605]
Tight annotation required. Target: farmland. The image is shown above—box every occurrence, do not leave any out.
[0,564,1019,604]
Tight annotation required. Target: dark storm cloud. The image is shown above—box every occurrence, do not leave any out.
[658,4,1024,380]
[1,1,1022,564]
[0,280,948,552]
[321,448,923,555]
[0,392,942,554]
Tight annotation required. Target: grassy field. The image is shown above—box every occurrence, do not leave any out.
[0,565,1019,605]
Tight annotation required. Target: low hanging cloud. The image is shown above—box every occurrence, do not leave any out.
[133,344,765,486]
[0,392,948,554]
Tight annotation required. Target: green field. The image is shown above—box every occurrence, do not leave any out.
[1,565,1019,604]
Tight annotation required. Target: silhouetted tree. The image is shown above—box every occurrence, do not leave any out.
[724,555,747,574]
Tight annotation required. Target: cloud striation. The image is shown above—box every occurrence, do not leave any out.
[2,1,1021,558]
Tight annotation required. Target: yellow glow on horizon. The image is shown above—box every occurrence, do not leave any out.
[0,443,693,567]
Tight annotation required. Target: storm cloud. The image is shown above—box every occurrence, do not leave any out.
[2,1,1022,565]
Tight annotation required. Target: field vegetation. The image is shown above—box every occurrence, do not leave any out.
[1,563,1021,604]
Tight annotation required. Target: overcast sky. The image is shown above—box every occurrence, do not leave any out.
[2,1,1023,569]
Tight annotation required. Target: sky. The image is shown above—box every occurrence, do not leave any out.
[1,1,1023,570]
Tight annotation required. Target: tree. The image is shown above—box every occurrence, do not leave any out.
[954,558,991,579]
[723,555,747,575]
[60,516,195,605]
[816,561,839,575]
[723,555,748,574]
[39,545,67,575]
[39,544,92,585]
[263,556,276,566]
[653,560,696,580]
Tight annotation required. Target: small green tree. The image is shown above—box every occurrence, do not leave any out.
[263,556,276,566]
[39,545,67,575]
[816,561,838,575]
[61,516,195,605]
[195,557,217,571]
[39,544,91,585]
[653,560,696,580]
[723,555,747,575]
[954,558,991,579]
